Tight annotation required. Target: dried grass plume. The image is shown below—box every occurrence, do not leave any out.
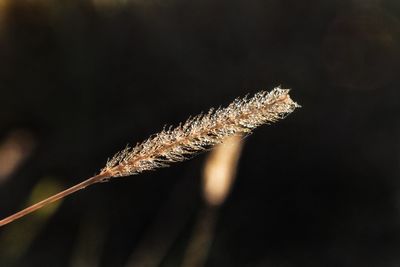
[101,87,299,178]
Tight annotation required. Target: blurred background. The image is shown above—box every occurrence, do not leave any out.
[0,0,400,266]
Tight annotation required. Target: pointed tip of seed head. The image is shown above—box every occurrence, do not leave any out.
[272,87,301,109]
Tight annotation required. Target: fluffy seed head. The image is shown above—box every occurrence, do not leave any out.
[101,87,299,178]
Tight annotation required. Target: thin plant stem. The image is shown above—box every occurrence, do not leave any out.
[0,172,110,227]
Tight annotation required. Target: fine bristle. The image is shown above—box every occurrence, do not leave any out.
[101,87,299,178]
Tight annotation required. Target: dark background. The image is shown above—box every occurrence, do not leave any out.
[0,0,400,266]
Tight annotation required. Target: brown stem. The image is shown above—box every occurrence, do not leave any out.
[0,173,110,227]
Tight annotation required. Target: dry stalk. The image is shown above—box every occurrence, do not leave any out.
[0,87,299,227]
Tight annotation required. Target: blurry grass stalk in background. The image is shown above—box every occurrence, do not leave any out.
[0,88,298,227]
[203,135,243,207]
[181,135,243,267]
[0,130,35,184]
[69,210,108,267]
